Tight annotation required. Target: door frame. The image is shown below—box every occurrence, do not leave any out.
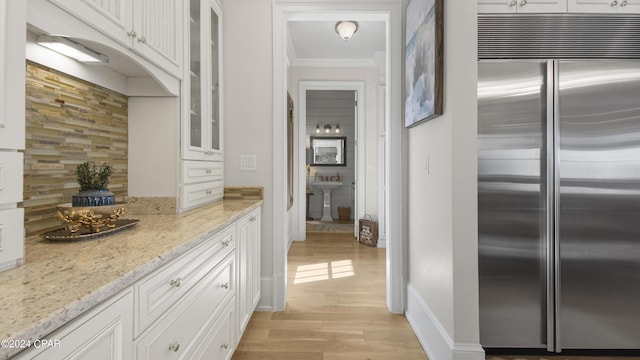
[272,0,404,313]
[297,81,366,238]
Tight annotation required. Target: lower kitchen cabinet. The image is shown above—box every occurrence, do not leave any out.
[134,254,235,360]
[14,290,134,360]
[236,207,261,339]
[13,205,262,360]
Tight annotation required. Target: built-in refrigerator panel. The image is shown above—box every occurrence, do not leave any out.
[557,61,640,349]
[478,61,550,349]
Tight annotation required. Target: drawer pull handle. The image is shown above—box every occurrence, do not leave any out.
[170,278,183,288]
[169,342,180,352]
[611,0,618,5]
[222,240,230,247]
[205,169,212,174]
[221,343,229,350]
[221,282,230,289]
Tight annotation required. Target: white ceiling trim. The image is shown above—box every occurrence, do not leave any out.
[292,58,377,68]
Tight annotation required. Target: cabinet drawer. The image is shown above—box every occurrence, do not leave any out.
[0,151,23,205]
[190,300,235,360]
[134,225,235,335]
[135,253,235,360]
[183,160,223,184]
[0,208,23,272]
[181,181,223,209]
[15,289,134,360]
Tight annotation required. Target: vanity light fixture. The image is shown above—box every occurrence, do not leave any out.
[37,35,109,64]
[335,124,340,133]
[316,124,321,133]
[324,124,332,133]
[335,21,359,41]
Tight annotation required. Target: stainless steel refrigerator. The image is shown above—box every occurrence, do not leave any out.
[478,59,640,352]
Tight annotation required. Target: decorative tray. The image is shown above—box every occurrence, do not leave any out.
[41,219,140,242]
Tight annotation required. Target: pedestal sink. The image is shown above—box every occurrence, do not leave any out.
[310,181,343,221]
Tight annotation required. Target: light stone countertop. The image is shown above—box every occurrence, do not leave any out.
[0,199,262,360]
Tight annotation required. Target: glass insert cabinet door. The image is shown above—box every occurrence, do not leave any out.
[187,0,222,160]
[210,5,220,152]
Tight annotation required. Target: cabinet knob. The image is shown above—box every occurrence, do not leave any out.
[520,0,527,5]
[170,277,183,288]
[206,189,213,195]
[137,36,147,44]
[222,240,230,247]
[611,0,618,5]
[169,342,180,352]
[509,0,517,6]
[127,30,137,39]
[250,216,256,222]
[221,343,229,350]
[620,0,628,6]
[221,282,230,289]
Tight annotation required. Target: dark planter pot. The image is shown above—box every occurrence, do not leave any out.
[72,189,115,207]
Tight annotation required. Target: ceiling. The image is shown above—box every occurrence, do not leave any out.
[287,20,386,66]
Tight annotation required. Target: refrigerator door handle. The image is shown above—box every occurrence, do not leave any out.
[552,59,562,353]
[545,59,556,353]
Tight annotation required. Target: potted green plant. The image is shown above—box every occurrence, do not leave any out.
[72,161,115,207]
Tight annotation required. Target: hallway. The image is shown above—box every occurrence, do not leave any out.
[232,232,428,360]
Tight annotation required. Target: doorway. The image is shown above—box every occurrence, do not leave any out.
[272,2,404,314]
[298,83,365,238]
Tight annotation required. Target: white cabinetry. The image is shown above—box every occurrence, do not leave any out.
[236,208,261,338]
[15,290,134,360]
[48,0,183,77]
[181,0,224,211]
[12,205,261,360]
[479,0,567,12]
[479,0,640,12]
[0,1,25,273]
[183,0,223,161]
[568,0,640,12]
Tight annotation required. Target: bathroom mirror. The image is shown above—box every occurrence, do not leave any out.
[310,136,347,166]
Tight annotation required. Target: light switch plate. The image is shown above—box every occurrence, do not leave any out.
[240,155,256,171]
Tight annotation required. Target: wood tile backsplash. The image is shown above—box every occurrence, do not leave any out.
[24,62,128,236]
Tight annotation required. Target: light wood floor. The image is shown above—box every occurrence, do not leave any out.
[232,232,428,360]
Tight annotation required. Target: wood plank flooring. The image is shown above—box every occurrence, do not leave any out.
[232,232,428,360]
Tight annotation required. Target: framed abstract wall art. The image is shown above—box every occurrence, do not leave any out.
[404,0,443,128]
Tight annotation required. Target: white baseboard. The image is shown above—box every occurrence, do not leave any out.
[405,283,484,360]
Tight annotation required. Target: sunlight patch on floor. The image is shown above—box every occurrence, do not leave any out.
[293,260,355,284]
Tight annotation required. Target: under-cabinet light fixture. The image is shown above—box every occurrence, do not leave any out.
[37,35,109,64]
[335,21,359,41]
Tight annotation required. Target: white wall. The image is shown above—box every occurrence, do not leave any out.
[223,0,275,310]
[404,1,483,360]
[128,97,179,197]
[289,66,379,222]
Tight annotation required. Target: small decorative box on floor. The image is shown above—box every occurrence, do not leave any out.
[358,215,378,247]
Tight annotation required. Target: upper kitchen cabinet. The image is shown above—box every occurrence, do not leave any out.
[48,0,183,78]
[478,0,567,12]
[568,0,640,12]
[0,1,26,150]
[183,0,223,162]
[0,0,25,273]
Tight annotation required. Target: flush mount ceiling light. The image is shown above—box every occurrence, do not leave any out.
[335,21,359,41]
[37,35,109,64]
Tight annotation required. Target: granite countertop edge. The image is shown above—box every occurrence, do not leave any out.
[0,199,262,360]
